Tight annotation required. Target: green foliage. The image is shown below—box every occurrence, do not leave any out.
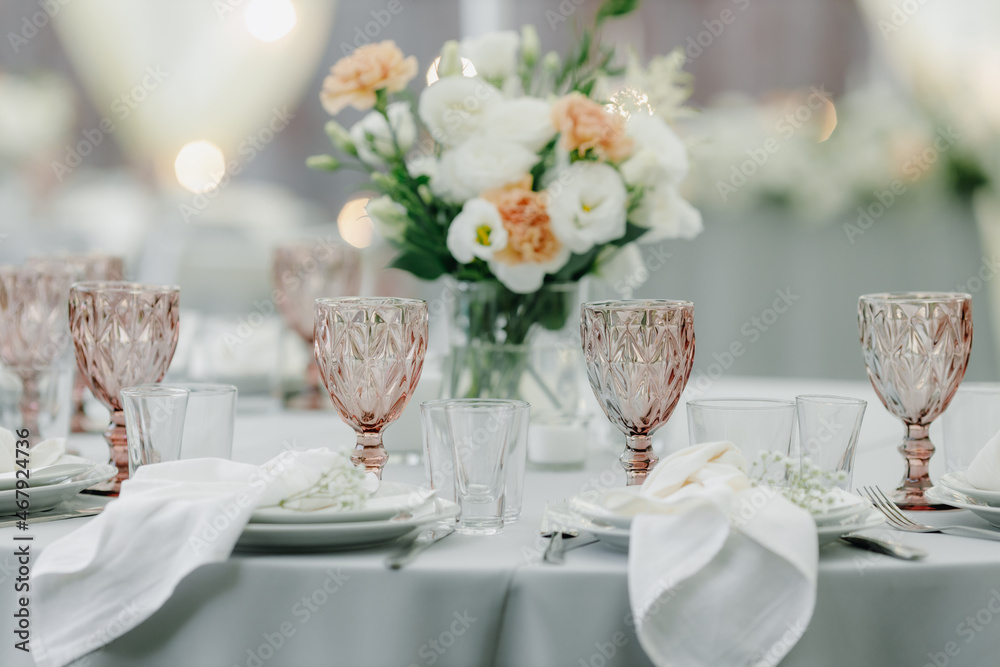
[596,0,640,25]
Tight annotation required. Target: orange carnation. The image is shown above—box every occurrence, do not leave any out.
[483,184,564,266]
[551,92,633,162]
[320,41,418,115]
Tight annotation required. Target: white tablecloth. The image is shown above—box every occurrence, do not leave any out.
[3,377,1000,667]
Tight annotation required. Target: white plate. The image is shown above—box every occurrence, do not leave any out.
[0,457,99,492]
[938,472,1000,506]
[554,502,883,552]
[0,464,117,515]
[925,486,1000,528]
[235,498,460,552]
[570,487,868,530]
[250,482,436,524]
[816,509,884,546]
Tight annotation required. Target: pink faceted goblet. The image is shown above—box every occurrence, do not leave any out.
[314,297,428,478]
[29,254,125,433]
[581,300,696,485]
[859,292,973,510]
[0,265,78,445]
[69,282,180,493]
[273,241,361,409]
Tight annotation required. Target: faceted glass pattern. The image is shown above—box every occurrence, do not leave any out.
[273,241,361,409]
[314,297,428,478]
[581,300,696,485]
[859,292,973,510]
[70,282,181,492]
[0,265,78,443]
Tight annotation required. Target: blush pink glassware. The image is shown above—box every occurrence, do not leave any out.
[0,265,78,445]
[581,300,696,486]
[28,254,125,433]
[69,282,180,493]
[859,292,973,510]
[314,297,428,479]
[272,241,362,410]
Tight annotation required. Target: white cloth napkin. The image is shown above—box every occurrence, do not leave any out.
[0,427,65,472]
[32,448,368,667]
[965,429,1000,491]
[610,441,818,667]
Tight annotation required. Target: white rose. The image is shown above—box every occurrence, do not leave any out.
[489,245,571,294]
[418,76,502,147]
[546,161,628,254]
[484,97,556,151]
[446,198,508,263]
[366,196,409,244]
[619,113,688,188]
[436,137,538,202]
[460,30,519,81]
[632,185,703,242]
[349,102,416,167]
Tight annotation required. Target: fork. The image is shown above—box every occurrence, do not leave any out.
[860,486,1000,542]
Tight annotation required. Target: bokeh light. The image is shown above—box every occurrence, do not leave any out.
[174,140,226,193]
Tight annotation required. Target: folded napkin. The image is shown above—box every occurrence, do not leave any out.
[32,448,371,667]
[0,427,66,472]
[615,442,818,667]
[965,429,1000,491]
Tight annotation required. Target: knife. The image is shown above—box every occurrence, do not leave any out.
[840,534,927,560]
[385,523,456,569]
[0,506,105,529]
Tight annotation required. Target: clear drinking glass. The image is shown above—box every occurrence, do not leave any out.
[795,395,867,490]
[941,383,1000,473]
[314,297,428,479]
[859,292,973,510]
[131,382,237,460]
[687,398,796,472]
[0,363,74,441]
[445,400,515,535]
[0,265,78,445]
[272,241,361,409]
[121,386,189,476]
[69,282,181,492]
[421,398,529,522]
[581,300,696,486]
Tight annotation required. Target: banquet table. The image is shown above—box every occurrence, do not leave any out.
[4,377,1000,667]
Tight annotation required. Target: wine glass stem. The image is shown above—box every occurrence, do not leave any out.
[899,423,934,489]
[104,409,129,490]
[622,434,658,486]
[352,431,388,479]
[18,372,41,446]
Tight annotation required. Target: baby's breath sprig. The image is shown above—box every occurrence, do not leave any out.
[750,451,848,514]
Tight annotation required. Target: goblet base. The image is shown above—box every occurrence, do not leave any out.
[95,412,129,495]
[887,487,953,512]
[893,426,949,511]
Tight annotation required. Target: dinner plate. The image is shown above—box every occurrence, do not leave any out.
[0,456,99,492]
[816,509,884,546]
[925,486,1000,528]
[250,482,436,524]
[811,490,868,527]
[235,498,460,552]
[937,472,1000,506]
[0,464,117,516]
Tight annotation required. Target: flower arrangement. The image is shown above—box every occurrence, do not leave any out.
[750,451,848,514]
[308,0,702,296]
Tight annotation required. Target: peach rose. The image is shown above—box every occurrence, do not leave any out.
[551,92,633,162]
[484,183,564,266]
[320,41,418,115]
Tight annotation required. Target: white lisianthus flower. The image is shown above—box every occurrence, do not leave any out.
[620,113,689,188]
[546,162,628,254]
[436,137,538,202]
[484,97,556,151]
[446,198,509,263]
[632,185,703,242]
[460,30,519,81]
[489,250,570,294]
[349,102,416,167]
[366,195,409,244]
[418,76,502,147]
[595,244,647,297]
